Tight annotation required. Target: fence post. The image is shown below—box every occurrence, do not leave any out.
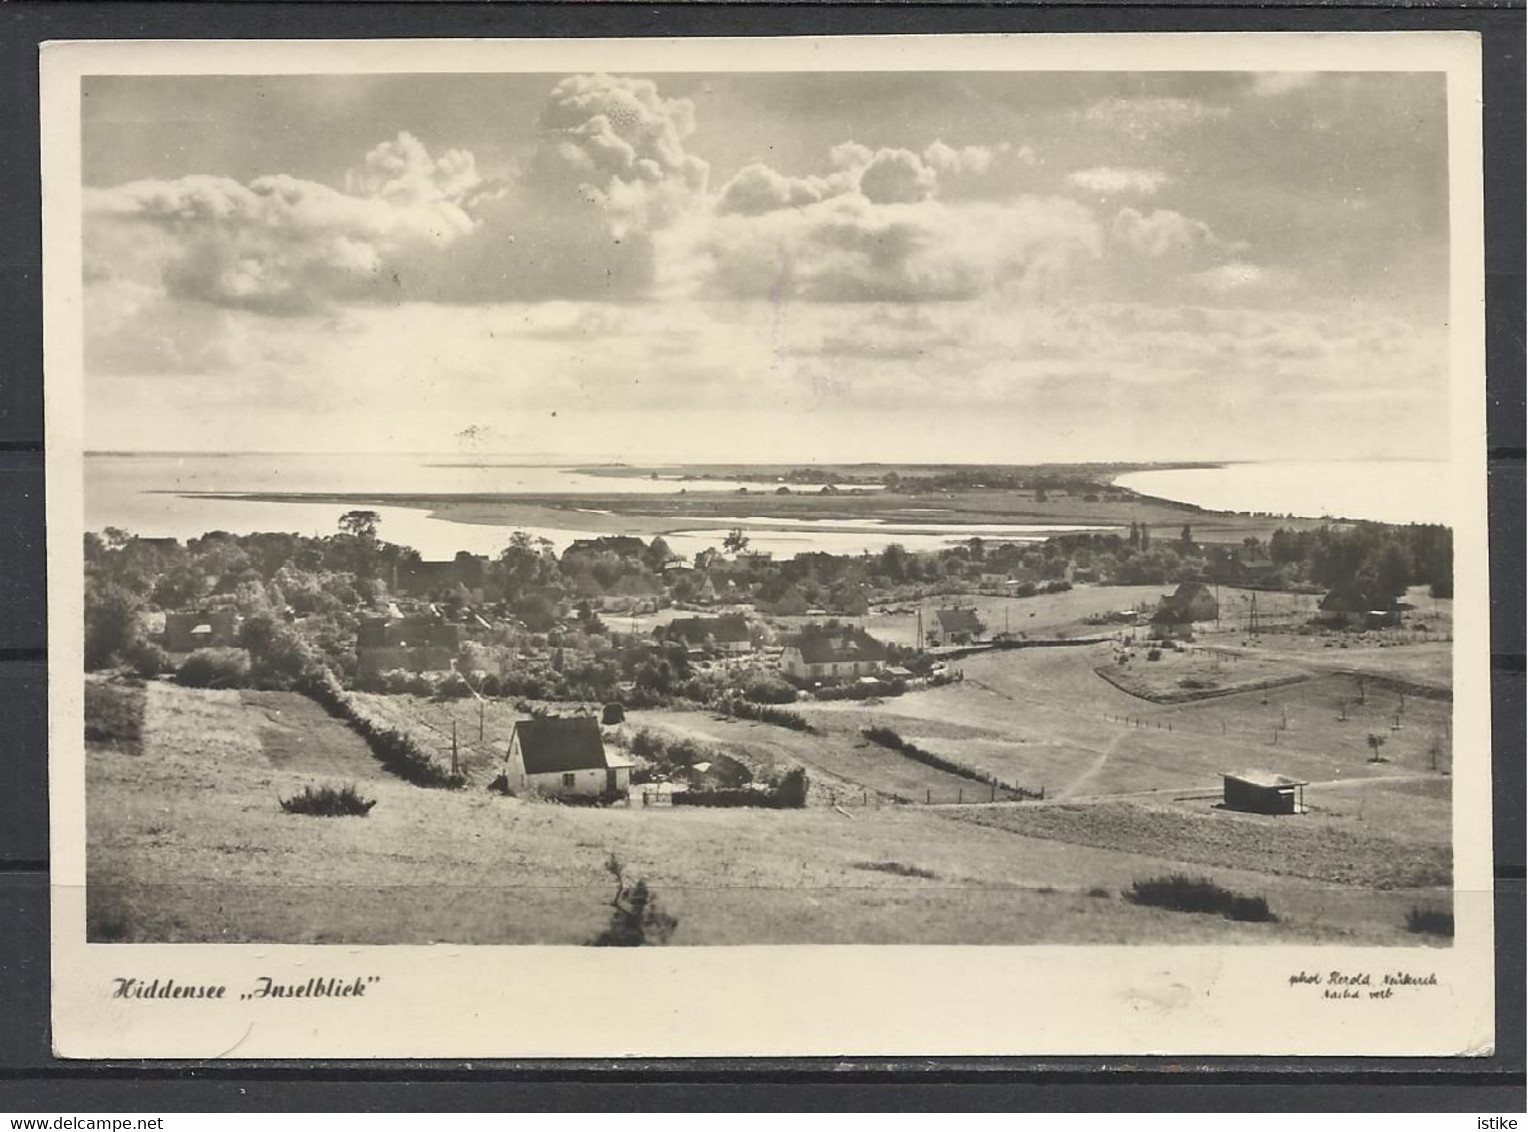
[958,788,963,804]
[926,788,931,805]
[990,782,996,802]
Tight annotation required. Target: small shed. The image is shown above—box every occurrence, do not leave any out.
[1222,769,1307,815]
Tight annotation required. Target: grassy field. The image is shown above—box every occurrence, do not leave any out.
[798,644,1453,800]
[87,650,1453,946]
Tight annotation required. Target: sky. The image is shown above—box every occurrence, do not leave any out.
[80,69,1452,463]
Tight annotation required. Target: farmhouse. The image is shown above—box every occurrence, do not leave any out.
[1149,605,1194,641]
[1222,769,1308,815]
[1162,581,1219,622]
[1317,584,1401,630]
[781,628,887,683]
[503,716,632,798]
[396,555,495,600]
[927,606,985,646]
[663,614,753,654]
[163,609,241,653]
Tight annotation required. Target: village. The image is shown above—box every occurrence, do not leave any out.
[82,500,1456,947]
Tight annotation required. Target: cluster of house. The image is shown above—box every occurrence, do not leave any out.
[1147,579,1406,642]
[356,601,496,677]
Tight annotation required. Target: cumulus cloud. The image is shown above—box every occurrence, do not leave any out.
[696,194,1102,303]
[1112,207,1222,258]
[856,148,938,205]
[86,145,479,314]
[84,77,718,314]
[526,73,709,237]
[716,164,836,216]
[921,140,997,176]
[1068,166,1167,195]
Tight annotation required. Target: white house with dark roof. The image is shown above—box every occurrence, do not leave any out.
[926,606,985,646]
[781,628,887,682]
[503,716,632,798]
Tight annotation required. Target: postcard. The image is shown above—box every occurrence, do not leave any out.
[43,32,1493,1058]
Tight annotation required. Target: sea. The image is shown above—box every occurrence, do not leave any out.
[84,453,1452,563]
[83,452,1109,560]
[1112,460,1455,528]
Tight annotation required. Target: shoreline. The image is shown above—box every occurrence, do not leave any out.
[169,485,1345,547]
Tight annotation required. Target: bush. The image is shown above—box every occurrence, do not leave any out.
[1126,874,1277,923]
[601,702,625,725]
[740,674,798,705]
[125,641,172,680]
[853,861,936,879]
[673,767,808,809]
[305,672,465,789]
[175,648,250,689]
[589,854,677,947]
[814,679,906,702]
[860,726,1037,797]
[711,695,816,732]
[279,783,376,817]
[1405,907,1454,936]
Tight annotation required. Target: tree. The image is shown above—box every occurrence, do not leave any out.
[643,536,675,572]
[1180,525,1194,547]
[338,511,381,541]
[493,531,557,601]
[84,582,143,669]
[723,528,750,554]
[240,611,322,687]
[1366,733,1387,763]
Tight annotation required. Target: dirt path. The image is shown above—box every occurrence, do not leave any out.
[239,690,389,782]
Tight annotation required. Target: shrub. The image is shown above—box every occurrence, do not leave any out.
[772,766,809,808]
[279,783,376,817]
[589,854,677,947]
[1405,907,1454,936]
[860,726,1036,797]
[853,861,937,879]
[1226,894,1276,922]
[740,674,798,705]
[601,702,625,725]
[673,768,808,809]
[126,641,172,680]
[305,672,465,789]
[712,695,816,732]
[175,648,250,689]
[814,679,906,702]
[1126,874,1277,923]
[1086,886,1112,899]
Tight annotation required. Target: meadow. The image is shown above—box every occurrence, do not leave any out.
[86,585,1454,948]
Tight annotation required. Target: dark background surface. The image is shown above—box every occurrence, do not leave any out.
[0,0,1521,1112]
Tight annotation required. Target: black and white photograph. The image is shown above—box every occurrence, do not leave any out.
[43,33,1495,1057]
